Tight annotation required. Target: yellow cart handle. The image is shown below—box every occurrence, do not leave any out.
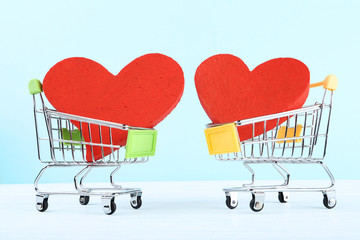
[310,75,338,91]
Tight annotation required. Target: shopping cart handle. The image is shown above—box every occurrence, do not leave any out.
[28,79,43,95]
[310,75,338,91]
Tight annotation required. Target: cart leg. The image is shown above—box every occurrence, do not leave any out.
[76,165,123,191]
[272,162,290,203]
[34,165,52,192]
[272,161,290,186]
[74,166,93,205]
[79,166,93,189]
[249,192,265,212]
[242,162,255,187]
[319,161,336,189]
[74,166,92,192]
[110,166,122,188]
[225,192,238,209]
[243,161,291,188]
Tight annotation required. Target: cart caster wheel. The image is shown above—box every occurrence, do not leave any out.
[102,197,116,215]
[79,195,90,205]
[278,192,289,203]
[225,196,238,209]
[130,196,142,209]
[323,194,336,209]
[249,194,264,212]
[36,197,49,212]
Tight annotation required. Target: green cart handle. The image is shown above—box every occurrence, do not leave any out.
[28,79,43,95]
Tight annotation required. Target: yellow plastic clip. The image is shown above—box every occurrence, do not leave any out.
[204,123,241,155]
[276,125,303,144]
[310,75,338,91]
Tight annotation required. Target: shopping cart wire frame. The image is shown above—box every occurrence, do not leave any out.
[204,75,338,212]
[29,79,157,215]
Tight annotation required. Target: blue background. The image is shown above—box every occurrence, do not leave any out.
[0,0,359,184]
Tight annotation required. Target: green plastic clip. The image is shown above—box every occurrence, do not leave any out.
[61,128,83,146]
[125,130,157,159]
[28,79,43,95]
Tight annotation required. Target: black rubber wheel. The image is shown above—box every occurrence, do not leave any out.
[106,198,117,215]
[323,194,336,209]
[37,198,49,212]
[130,196,142,209]
[278,192,288,203]
[79,195,90,205]
[225,196,238,209]
[249,196,264,212]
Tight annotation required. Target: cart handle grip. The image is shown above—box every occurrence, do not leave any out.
[310,74,338,91]
[28,79,43,95]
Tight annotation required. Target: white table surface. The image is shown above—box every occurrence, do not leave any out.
[0,180,359,240]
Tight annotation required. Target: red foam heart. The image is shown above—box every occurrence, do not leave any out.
[43,54,184,161]
[195,54,310,141]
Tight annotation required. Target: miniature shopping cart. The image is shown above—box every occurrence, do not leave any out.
[204,75,338,212]
[29,79,157,215]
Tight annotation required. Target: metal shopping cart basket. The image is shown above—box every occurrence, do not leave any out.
[28,79,157,215]
[204,75,338,212]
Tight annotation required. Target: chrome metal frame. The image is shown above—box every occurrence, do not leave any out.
[207,88,337,211]
[32,92,153,214]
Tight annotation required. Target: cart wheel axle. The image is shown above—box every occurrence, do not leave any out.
[130,196,142,209]
[249,193,265,212]
[79,195,90,205]
[225,196,238,209]
[36,196,49,212]
[323,194,336,209]
[278,192,289,203]
[102,197,117,215]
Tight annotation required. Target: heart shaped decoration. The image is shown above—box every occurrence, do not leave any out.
[195,54,310,141]
[43,54,184,161]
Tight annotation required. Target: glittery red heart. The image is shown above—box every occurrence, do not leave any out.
[44,54,184,161]
[195,54,309,140]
